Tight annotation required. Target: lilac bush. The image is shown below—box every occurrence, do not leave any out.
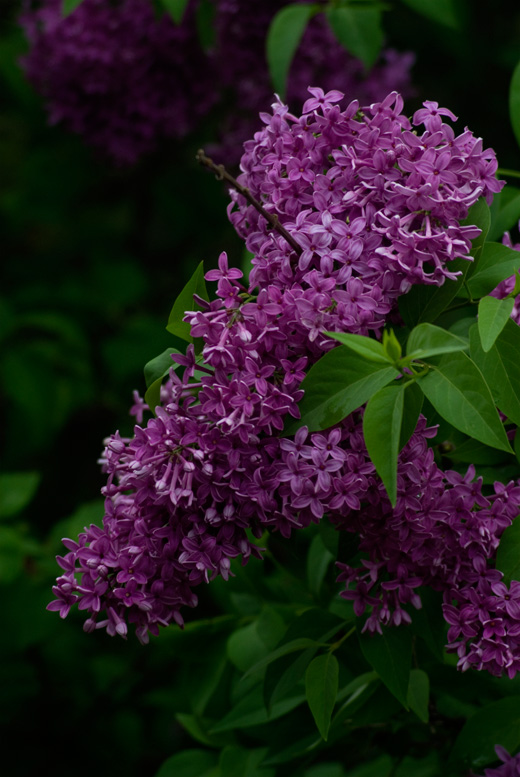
[47,89,520,685]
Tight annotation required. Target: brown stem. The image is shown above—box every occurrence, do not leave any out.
[196,149,302,257]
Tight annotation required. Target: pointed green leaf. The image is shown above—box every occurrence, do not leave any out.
[305,653,339,740]
[0,472,40,519]
[363,384,405,507]
[159,0,190,24]
[243,637,325,679]
[62,0,84,15]
[285,347,398,434]
[195,0,216,51]
[358,625,412,708]
[219,746,275,777]
[407,669,429,723]
[266,4,316,99]
[399,0,459,28]
[399,382,424,450]
[510,59,520,151]
[325,332,390,363]
[407,323,468,360]
[307,534,334,596]
[470,320,520,426]
[166,262,209,343]
[496,519,520,585]
[478,295,515,352]
[398,257,471,327]
[488,186,520,241]
[450,696,520,770]
[326,6,383,69]
[406,322,468,359]
[466,242,520,298]
[154,749,218,777]
[418,351,513,453]
[210,684,306,732]
[144,348,181,388]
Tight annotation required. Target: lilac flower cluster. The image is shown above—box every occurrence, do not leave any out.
[20,0,414,164]
[20,0,215,163]
[48,91,520,679]
[475,747,520,777]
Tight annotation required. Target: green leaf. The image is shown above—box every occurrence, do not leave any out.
[285,346,398,434]
[488,186,520,241]
[325,6,383,69]
[406,323,468,360]
[470,320,520,426]
[407,669,429,723]
[363,383,405,507]
[166,261,209,343]
[243,637,326,679]
[410,588,446,662]
[0,472,40,518]
[418,351,513,453]
[399,0,459,28]
[219,746,275,777]
[478,295,515,352]
[399,382,424,450]
[62,0,84,15]
[266,4,316,99]
[305,653,339,740]
[144,347,181,388]
[466,242,520,298]
[496,519,520,585]
[304,763,346,777]
[196,0,216,51]
[344,756,394,777]
[358,625,412,708]
[450,696,520,770]
[307,534,334,596]
[325,332,390,363]
[511,59,520,151]
[463,196,492,263]
[398,257,471,327]
[154,749,218,777]
[210,684,306,732]
[159,0,190,24]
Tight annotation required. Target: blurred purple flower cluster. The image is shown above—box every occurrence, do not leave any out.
[20,0,414,163]
[20,0,215,163]
[48,90,520,680]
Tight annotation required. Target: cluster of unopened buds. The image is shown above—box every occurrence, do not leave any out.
[48,88,520,681]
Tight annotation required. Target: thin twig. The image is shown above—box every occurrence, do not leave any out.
[196,149,302,257]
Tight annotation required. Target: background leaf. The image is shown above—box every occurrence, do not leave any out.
[450,696,520,770]
[62,0,84,16]
[154,749,218,777]
[326,6,383,69]
[407,669,429,723]
[363,383,405,507]
[266,4,316,98]
[357,625,412,708]
[418,351,512,453]
[305,653,339,740]
[466,242,520,298]
[399,382,424,450]
[496,519,520,585]
[399,0,460,28]
[0,472,40,519]
[285,346,398,434]
[470,320,520,426]
[510,58,520,150]
[166,261,209,343]
[159,0,190,24]
[406,323,468,359]
[477,295,515,352]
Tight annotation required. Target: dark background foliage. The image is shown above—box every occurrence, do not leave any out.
[2,1,520,775]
